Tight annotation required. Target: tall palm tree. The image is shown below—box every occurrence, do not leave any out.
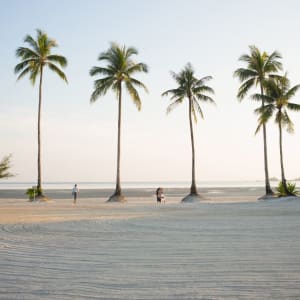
[234,45,282,198]
[90,43,148,202]
[253,75,300,195]
[15,29,67,197]
[162,63,215,202]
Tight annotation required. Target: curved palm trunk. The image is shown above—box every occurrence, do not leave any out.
[37,66,43,196]
[260,85,273,196]
[278,118,290,195]
[114,82,122,196]
[262,124,273,195]
[188,97,198,195]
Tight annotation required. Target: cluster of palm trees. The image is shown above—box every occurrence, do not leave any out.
[14,29,299,202]
[234,45,300,197]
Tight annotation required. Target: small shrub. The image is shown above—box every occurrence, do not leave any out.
[25,186,42,201]
[276,181,299,197]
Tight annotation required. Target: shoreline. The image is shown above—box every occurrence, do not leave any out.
[1,187,298,225]
[0,186,266,199]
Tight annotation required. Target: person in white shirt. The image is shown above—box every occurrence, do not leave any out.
[156,187,165,203]
[72,184,79,204]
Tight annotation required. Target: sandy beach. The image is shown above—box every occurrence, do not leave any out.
[0,187,263,224]
[0,188,300,299]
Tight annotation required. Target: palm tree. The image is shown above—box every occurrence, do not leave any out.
[253,75,300,195]
[234,45,282,198]
[90,43,148,202]
[15,29,67,198]
[0,154,14,179]
[162,63,215,202]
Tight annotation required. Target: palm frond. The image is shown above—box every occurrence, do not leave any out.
[233,68,257,82]
[91,43,147,106]
[111,81,121,97]
[15,67,33,82]
[255,104,274,123]
[286,84,300,100]
[125,81,141,110]
[0,154,14,179]
[47,63,68,83]
[164,63,215,120]
[170,71,180,83]
[251,93,271,103]
[196,94,215,104]
[166,98,184,114]
[124,46,138,60]
[266,50,282,72]
[29,64,40,85]
[193,98,204,120]
[129,77,148,93]
[287,102,300,111]
[193,84,215,95]
[14,59,38,74]
[234,45,282,108]
[90,77,115,103]
[194,85,215,96]
[268,73,283,79]
[47,55,67,67]
[16,47,39,60]
[23,34,39,53]
[238,53,252,64]
[191,102,198,123]
[15,29,67,86]
[127,62,148,74]
[254,104,274,135]
[196,75,213,85]
[90,66,114,77]
[279,110,294,133]
[237,78,255,100]
[255,122,263,135]
[98,50,111,62]
[162,88,180,97]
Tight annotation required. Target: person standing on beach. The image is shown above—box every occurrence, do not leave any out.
[72,184,79,204]
[156,187,165,203]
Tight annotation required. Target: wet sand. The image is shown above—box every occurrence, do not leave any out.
[0,188,300,299]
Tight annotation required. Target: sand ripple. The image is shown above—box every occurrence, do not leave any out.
[1,200,300,299]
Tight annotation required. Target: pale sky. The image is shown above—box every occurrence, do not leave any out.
[1,0,300,183]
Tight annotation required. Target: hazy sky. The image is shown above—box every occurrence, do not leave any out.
[1,0,300,183]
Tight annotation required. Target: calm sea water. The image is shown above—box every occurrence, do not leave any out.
[0,180,288,190]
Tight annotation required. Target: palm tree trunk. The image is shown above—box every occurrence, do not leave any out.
[188,97,198,195]
[260,85,273,196]
[278,118,289,195]
[115,82,122,196]
[37,67,43,196]
[262,123,273,194]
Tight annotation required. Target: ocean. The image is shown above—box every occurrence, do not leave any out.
[0,180,287,190]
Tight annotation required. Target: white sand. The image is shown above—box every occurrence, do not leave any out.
[0,194,260,225]
[0,195,300,299]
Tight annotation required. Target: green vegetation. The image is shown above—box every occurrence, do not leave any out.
[9,33,300,203]
[234,45,282,197]
[89,43,148,202]
[162,63,215,199]
[0,154,14,179]
[254,75,300,195]
[277,181,299,197]
[25,186,42,201]
[14,29,67,197]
